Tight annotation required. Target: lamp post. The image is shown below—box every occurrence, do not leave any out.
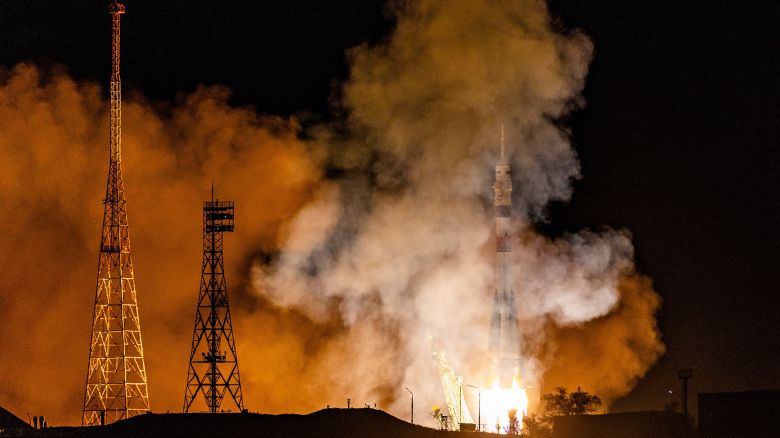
[467,384,481,431]
[677,369,693,418]
[459,384,463,427]
[405,387,414,425]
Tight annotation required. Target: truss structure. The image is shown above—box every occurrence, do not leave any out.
[82,1,150,426]
[433,350,473,429]
[183,194,244,413]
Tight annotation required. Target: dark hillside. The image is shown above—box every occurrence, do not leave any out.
[0,406,31,430]
[3,408,494,438]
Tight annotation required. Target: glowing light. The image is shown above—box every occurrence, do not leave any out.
[482,377,528,434]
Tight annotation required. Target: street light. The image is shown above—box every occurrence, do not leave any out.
[459,384,463,427]
[467,384,481,431]
[405,387,414,425]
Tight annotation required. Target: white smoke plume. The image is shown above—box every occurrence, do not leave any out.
[252,0,663,421]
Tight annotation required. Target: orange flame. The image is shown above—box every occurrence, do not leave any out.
[482,377,529,434]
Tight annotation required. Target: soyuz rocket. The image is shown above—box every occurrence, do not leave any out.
[489,127,521,387]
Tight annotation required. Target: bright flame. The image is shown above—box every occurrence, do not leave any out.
[482,377,529,434]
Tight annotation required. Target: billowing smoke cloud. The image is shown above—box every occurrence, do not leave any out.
[0,0,664,427]
[0,63,322,424]
[253,0,663,420]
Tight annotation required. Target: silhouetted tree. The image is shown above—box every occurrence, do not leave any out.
[522,387,602,437]
[543,387,602,416]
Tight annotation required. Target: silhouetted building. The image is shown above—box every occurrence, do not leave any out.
[698,390,780,438]
[553,411,694,438]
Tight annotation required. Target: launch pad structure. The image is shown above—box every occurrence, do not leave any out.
[433,350,474,429]
[183,190,245,413]
[82,1,151,426]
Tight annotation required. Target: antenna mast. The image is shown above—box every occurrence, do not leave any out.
[183,190,245,413]
[82,1,150,426]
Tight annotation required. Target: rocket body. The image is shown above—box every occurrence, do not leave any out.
[489,135,520,387]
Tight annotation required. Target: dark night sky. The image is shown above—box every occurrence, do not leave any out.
[1,0,777,416]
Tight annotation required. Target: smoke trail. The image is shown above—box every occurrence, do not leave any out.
[253,0,664,420]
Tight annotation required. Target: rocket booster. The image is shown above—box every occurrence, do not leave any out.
[489,127,520,386]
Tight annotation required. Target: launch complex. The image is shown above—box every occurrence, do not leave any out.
[81,1,244,426]
[74,0,527,433]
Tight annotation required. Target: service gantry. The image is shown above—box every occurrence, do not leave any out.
[183,190,245,413]
[82,0,151,426]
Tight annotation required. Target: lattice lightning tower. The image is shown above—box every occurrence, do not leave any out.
[183,190,244,413]
[82,1,150,426]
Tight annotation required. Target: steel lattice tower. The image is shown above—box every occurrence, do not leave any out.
[82,1,150,426]
[183,191,244,413]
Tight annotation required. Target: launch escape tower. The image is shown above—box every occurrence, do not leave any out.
[183,191,245,413]
[82,1,151,426]
[489,126,521,387]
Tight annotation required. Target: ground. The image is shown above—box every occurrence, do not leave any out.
[0,408,494,438]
